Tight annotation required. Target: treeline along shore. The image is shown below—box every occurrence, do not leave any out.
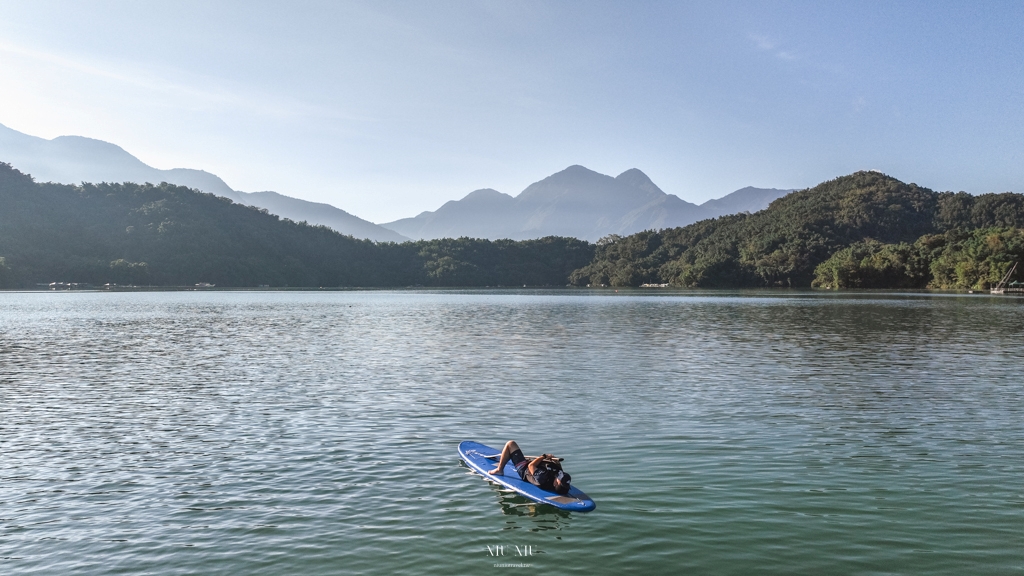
[1,163,1022,290]
[0,163,593,288]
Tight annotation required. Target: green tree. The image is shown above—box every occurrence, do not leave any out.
[928,228,1024,289]
[812,240,928,289]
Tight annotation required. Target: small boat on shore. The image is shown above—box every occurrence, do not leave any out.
[991,262,1019,294]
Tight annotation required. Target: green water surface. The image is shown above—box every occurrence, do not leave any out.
[1,290,1022,574]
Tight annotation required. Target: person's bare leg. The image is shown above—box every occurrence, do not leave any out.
[488,440,519,475]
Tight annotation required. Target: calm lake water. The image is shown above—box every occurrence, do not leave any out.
[1,290,1022,575]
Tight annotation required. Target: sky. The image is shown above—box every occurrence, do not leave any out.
[0,0,1022,223]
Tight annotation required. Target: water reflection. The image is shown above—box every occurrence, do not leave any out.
[493,493,572,535]
[492,489,572,521]
[459,462,572,528]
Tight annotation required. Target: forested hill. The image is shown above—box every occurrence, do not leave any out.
[4,164,1022,291]
[569,171,1024,290]
[0,163,593,288]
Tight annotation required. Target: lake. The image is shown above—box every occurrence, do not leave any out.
[1,290,1022,574]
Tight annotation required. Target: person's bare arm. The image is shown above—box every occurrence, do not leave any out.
[527,454,560,475]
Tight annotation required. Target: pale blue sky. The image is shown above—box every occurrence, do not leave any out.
[1,1,1021,222]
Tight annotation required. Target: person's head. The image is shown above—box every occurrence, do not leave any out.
[554,471,571,495]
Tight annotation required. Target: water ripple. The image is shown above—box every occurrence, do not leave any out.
[1,290,1022,574]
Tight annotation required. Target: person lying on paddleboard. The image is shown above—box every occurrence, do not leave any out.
[488,440,572,495]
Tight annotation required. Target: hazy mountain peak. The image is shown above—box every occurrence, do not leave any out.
[518,164,629,206]
[699,186,795,215]
[382,165,796,242]
[616,168,665,196]
[48,135,149,168]
[616,167,649,179]
[51,134,131,151]
[563,164,595,173]
[461,188,513,202]
[540,164,605,183]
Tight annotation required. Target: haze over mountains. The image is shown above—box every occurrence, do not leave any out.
[0,123,409,243]
[1,122,793,243]
[383,166,792,242]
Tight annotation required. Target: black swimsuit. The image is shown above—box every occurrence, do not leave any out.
[509,449,531,481]
[509,449,555,490]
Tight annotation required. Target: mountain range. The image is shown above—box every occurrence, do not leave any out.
[1,122,793,243]
[0,123,408,242]
[5,160,1019,291]
[382,166,792,242]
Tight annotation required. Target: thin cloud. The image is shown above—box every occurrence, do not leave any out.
[749,34,798,61]
[0,40,368,124]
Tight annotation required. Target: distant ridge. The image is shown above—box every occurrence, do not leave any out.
[385,188,516,240]
[0,122,794,243]
[230,190,409,242]
[0,123,408,243]
[700,186,793,215]
[382,165,793,242]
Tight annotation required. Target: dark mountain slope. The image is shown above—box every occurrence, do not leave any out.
[0,164,591,288]
[0,163,379,287]
[569,171,1024,288]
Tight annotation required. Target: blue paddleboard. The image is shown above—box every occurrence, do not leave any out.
[458,440,596,512]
